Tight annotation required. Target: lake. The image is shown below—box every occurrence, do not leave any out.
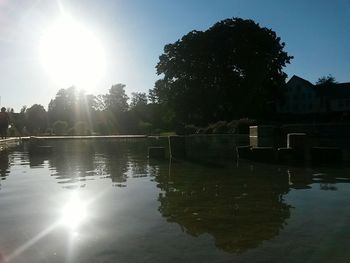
[0,139,349,263]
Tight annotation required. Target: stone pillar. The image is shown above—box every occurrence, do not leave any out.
[287,133,308,161]
[249,125,277,147]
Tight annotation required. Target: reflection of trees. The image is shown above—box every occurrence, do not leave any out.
[48,140,96,179]
[96,140,148,183]
[155,162,292,254]
[0,152,10,181]
[25,139,150,187]
[28,152,48,168]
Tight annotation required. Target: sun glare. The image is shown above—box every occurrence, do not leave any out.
[60,193,87,229]
[39,15,106,89]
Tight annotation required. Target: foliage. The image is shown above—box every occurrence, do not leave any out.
[138,121,153,134]
[151,17,293,126]
[236,118,257,134]
[53,120,68,135]
[316,75,337,86]
[25,104,48,134]
[48,87,97,128]
[130,92,148,109]
[174,124,198,135]
[196,118,256,134]
[104,84,129,113]
[68,121,90,135]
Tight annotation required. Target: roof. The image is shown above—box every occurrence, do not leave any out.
[287,75,314,88]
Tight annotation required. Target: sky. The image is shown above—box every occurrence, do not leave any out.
[1,0,350,111]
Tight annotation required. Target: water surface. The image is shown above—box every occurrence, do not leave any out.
[0,140,349,262]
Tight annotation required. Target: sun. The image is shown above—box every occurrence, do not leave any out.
[39,15,106,90]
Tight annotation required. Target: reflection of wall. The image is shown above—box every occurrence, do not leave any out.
[154,161,291,254]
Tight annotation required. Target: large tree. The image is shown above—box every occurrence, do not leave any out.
[151,18,293,125]
[48,87,98,133]
[25,104,48,134]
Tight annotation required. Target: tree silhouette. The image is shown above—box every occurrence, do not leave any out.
[154,162,291,254]
[25,104,48,134]
[104,84,129,114]
[152,17,293,125]
[316,75,337,86]
[130,92,148,109]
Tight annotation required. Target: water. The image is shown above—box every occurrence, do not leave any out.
[0,140,349,263]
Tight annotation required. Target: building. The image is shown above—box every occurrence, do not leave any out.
[277,75,350,114]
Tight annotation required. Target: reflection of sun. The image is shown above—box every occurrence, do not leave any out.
[39,15,106,90]
[61,193,87,229]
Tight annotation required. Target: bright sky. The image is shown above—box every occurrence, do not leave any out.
[1,0,350,111]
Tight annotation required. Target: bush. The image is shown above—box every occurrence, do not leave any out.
[8,125,20,137]
[196,128,206,134]
[67,122,91,135]
[227,120,238,133]
[53,121,68,135]
[184,124,197,135]
[74,121,88,135]
[236,118,257,134]
[138,121,153,135]
[174,124,198,135]
[212,121,229,134]
[203,125,213,134]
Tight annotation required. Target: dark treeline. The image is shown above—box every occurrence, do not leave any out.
[5,17,294,136]
[7,84,163,136]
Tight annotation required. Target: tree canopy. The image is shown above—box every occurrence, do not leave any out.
[151,17,293,125]
[316,75,337,86]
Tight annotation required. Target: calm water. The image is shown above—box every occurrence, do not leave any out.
[0,140,349,263]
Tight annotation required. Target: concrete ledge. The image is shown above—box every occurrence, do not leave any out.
[236,146,252,159]
[25,135,147,140]
[250,147,275,162]
[0,137,22,152]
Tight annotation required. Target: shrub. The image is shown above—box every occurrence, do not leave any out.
[227,120,238,134]
[138,121,153,135]
[236,118,257,134]
[203,125,213,134]
[212,121,229,134]
[196,128,206,134]
[74,121,87,135]
[53,121,68,135]
[184,124,197,135]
